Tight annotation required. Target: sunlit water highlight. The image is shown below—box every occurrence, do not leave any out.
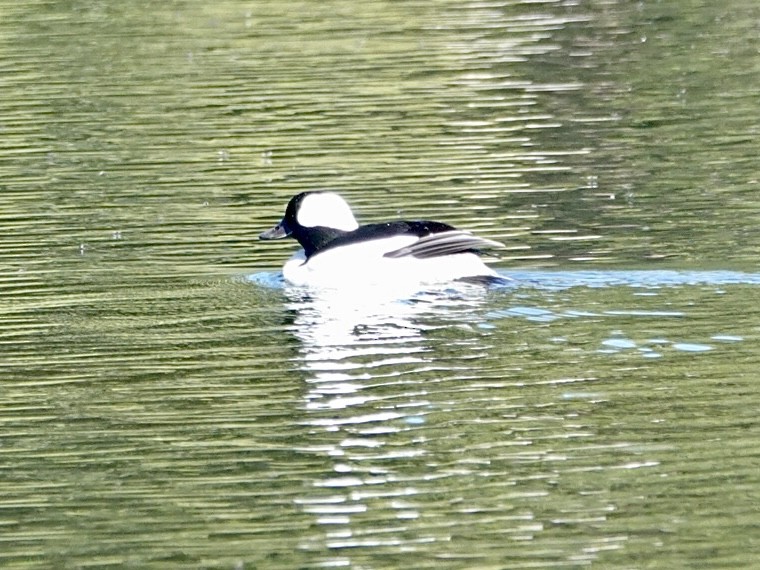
[246,266,760,568]
[251,268,760,291]
[250,267,756,366]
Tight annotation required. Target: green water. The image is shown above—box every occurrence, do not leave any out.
[2,1,760,568]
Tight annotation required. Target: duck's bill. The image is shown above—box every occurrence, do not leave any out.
[259,221,291,240]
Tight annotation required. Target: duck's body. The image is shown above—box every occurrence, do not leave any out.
[260,192,506,288]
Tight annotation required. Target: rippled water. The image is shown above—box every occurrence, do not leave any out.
[2,1,760,568]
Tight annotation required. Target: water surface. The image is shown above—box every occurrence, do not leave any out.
[2,1,760,568]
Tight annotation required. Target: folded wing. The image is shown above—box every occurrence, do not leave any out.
[383,230,504,259]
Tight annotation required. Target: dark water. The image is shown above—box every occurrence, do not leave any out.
[2,1,760,568]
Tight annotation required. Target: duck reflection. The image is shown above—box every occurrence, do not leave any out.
[283,283,497,556]
[286,284,493,411]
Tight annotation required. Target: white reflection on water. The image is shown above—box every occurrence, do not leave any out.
[277,281,498,557]
[282,281,495,390]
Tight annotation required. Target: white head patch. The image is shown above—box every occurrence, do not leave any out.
[296,192,359,231]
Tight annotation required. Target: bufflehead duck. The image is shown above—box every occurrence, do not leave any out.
[260,191,506,288]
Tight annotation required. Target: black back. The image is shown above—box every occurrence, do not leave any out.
[281,192,486,260]
[304,221,457,259]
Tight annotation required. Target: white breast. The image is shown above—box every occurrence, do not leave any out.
[282,236,497,289]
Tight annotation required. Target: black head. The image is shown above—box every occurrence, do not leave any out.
[259,192,359,257]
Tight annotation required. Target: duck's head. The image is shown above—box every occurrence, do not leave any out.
[259,192,360,253]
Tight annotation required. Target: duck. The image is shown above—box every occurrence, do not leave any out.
[259,191,507,288]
